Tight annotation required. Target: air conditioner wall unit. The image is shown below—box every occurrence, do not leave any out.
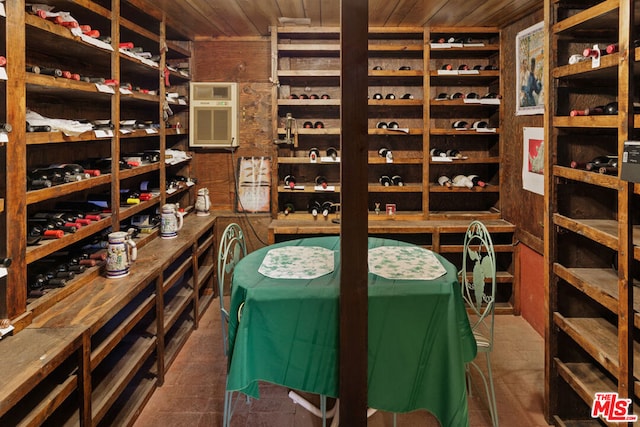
[189,82,239,148]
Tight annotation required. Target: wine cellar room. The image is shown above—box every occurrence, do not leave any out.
[1,0,639,426]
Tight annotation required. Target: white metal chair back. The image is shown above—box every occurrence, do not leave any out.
[461,220,497,347]
[217,222,247,356]
[460,220,499,426]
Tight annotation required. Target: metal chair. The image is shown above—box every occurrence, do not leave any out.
[218,222,247,356]
[460,220,498,427]
[218,223,247,427]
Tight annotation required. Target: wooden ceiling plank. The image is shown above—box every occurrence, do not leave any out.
[368,0,399,27]
[380,0,422,27]
[130,0,547,40]
[236,0,283,36]
[319,0,341,28]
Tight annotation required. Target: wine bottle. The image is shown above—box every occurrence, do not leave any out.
[326,147,339,160]
[583,47,604,59]
[33,212,83,229]
[26,65,41,74]
[441,64,453,70]
[303,121,313,128]
[437,175,453,187]
[391,175,404,186]
[321,201,334,217]
[458,64,469,70]
[568,54,587,65]
[283,203,295,215]
[606,43,618,54]
[570,106,604,116]
[284,175,296,189]
[467,175,487,188]
[378,148,393,161]
[50,164,91,180]
[29,217,78,233]
[27,175,52,190]
[376,121,388,129]
[604,102,618,115]
[308,200,322,217]
[585,155,617,171]
[315,175,329,189]
[472,121,489,129]
[29,167,64,184]
[0,56,6,67]
[385,93,396,99]
[452,175,473,189]
[26,123,52,132]
[27,273,47,293]
[309,147,320,161]
[446,149,463,159]
[598,164,618,175]
[452,121,469,129]
[314,121,324,129]
[379,175,392,186]
[27,220,67,239]
[430,148,446,157]
[570,160,587,169]
[38,67,63,77]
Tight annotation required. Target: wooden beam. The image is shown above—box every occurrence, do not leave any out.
[5,0,27,319]
[339,0,368,424]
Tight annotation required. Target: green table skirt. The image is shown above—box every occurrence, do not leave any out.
[227,236,477,427]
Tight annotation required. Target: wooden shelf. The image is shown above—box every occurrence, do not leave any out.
[91,334,157,424]
[25,216,112,264]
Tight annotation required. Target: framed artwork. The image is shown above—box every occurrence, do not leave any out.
[522,127,544,195]
[236,156,271,213]
[516,21,544,116]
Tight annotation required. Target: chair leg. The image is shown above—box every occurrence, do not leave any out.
[321,394,327,427]
[468,356,499,427]
[223,390,232,427]
[485,353,498,427]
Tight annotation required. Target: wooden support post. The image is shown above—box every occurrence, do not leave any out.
[339,0,369,424]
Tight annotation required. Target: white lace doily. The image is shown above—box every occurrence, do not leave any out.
[259,246,335,279]
[368,246,447,280]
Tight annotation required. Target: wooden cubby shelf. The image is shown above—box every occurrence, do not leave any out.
[545,0,640,423]
[269,25,515,312]
[1,1,196,424]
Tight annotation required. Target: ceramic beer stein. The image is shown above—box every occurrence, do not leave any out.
[106,231,137,278]
[195,188,211,216]
[160,203,184,239]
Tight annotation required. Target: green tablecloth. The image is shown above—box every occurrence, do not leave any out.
[227,236,477,427]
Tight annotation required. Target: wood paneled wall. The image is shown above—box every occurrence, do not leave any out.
[192,39,274,247]
[499,10,545,253]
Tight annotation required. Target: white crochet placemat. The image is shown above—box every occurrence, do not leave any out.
[368,246,447,280]
[259,246,335,279]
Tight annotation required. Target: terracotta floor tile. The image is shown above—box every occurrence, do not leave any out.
[134,302,551,427]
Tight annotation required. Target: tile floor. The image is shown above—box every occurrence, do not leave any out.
[134,301,550,427]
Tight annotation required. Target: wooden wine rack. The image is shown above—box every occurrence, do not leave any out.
[544,0,639,423]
